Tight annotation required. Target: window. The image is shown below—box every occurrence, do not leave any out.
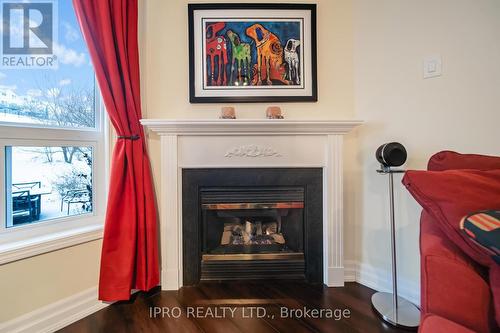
[6,146,93,227]
[0,1,106,254]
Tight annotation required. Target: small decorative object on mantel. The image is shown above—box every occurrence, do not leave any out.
[220,106,236,119]
[266,106,284,119]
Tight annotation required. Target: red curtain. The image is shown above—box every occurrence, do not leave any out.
[73,0,159,301]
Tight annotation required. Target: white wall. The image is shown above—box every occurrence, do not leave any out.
[142,0,354,120]
[351,0,500,300]
[0,240,101,323]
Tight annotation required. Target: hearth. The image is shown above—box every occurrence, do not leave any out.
[182,168,323,285]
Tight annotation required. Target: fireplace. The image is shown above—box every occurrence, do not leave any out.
[141,119,362,290]
[182,168,323,285]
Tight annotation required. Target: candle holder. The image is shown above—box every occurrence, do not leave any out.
[266,106,284,119]
[220,107,236,119]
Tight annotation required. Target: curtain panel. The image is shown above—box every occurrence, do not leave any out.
[73,0,159,301]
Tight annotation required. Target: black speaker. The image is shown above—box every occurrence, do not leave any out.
[376,142,407,167]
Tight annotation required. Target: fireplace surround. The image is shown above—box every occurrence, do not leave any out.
[182,168,323,284]
[141,119,362,290]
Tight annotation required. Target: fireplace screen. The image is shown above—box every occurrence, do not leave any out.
[182,168,322,284]
[201,187,304,259]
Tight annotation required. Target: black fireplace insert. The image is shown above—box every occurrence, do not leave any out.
[182,168,323,285]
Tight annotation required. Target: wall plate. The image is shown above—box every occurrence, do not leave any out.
[423,55,442,79]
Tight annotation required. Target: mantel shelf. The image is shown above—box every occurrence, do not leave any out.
[140,119,363,135]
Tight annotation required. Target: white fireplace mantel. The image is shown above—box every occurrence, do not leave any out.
[141,119,362,290]
[141,119,362,135]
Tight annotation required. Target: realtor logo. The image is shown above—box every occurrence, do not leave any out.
[1,0,57,68]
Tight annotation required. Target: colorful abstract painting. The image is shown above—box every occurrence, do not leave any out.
[205,21,302,87]
[189,4,317,103]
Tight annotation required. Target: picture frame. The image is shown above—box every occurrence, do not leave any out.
[188,3,317,103]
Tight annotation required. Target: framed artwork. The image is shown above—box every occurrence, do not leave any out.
[188,3,317,103]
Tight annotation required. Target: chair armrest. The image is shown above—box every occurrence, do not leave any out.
[422,254,491,333]
[421,211,491,333]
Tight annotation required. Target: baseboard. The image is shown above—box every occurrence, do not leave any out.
[0,287,108,333]
[344,260,357,282]
[344,260,420,306]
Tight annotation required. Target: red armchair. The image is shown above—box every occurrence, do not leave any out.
[418,151,500,333]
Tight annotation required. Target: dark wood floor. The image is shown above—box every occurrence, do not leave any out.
[58,282,416,333]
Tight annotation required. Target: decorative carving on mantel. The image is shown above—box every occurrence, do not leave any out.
[225,145,282,158]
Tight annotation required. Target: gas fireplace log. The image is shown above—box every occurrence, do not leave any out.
[271,234,285,244]
[220,221,285,246]
[221,231,232,245]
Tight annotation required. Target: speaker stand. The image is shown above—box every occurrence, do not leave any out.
[372,168,420,329]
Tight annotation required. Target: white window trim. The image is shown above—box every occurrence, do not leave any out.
[0,95,109,265]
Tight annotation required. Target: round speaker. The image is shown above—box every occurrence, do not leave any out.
[376,142,407,167]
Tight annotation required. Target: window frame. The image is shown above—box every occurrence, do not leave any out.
[0,91,108,264]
